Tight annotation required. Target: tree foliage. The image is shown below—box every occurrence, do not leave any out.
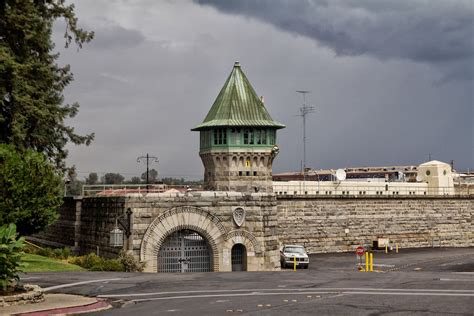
[86,172,98,185]
[0,223,25,293]
[102,173,124,185]
[141,168,158,183]
[0,144,63,236]
[0,0,94,170]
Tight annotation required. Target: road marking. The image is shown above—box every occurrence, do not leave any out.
[43,278,122,291]
[128,290,474,302]
[440,278,474,282]
[98,287,474,298]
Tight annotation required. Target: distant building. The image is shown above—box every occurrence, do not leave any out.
[273,160,456,196]
[273,165,419,182]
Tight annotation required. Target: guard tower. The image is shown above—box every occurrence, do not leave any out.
[192,62,285,192]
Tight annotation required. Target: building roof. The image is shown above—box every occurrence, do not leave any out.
[418,160,450,167]
[192,62,285,131]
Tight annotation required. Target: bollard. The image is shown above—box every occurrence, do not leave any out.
[385,244,388,253]
[396,243,399,253]
[294,256,296,271]
[365,252,369,272]
[369,253,374,272]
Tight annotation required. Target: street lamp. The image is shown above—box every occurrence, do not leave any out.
[109,208,133,247]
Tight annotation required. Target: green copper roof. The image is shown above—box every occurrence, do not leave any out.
[192,62,285,131]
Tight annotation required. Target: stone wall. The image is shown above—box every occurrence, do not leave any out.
[276,196,473,253]
[31,192,281,271]
[127,192,279,271]
[32,194,472,271]
[30,197,79,249]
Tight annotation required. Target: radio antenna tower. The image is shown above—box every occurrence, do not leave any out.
[296,90,315,188]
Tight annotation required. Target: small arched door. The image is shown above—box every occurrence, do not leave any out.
[231,243,247,271]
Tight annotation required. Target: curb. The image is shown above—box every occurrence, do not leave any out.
[14,298,111,316]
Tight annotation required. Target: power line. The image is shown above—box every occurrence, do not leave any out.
[137,153,158,191]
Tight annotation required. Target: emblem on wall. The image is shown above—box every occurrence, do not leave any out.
[233,207,246,227]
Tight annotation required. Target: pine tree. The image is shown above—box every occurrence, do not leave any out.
[0,0,94,170]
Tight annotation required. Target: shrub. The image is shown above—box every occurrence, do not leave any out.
[61,247,71,260]
[69,253,125,271]
[0,224,25,293]
[36,247,55,258]
[119,251,145,272]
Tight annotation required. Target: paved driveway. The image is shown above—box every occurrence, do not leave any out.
[22,247,474,315]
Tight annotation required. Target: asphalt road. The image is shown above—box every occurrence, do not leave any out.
[21,247,474,315]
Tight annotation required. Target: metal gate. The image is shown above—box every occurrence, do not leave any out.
[231,243,247,271]
[158,230,211,273]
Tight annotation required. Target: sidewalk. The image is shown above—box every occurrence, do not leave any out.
[2,293,110,315]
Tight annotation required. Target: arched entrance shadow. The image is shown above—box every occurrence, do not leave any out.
[231,243,247,271]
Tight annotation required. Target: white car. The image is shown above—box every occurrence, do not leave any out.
[280,245,309,269]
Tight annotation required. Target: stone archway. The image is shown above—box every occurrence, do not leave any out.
[140,206,228,272]
[226,230,263,255]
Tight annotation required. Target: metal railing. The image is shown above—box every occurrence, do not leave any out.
[273,183,470,198]
[82,184,202,197]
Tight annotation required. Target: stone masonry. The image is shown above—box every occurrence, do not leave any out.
[277,196,473,253]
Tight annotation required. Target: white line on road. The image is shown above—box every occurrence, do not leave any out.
[440,278,474,282]
[43,278,122,291]
[97,287,474,298]
[129,290,474,302]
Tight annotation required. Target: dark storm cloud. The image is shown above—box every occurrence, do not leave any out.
[196,0,474,80]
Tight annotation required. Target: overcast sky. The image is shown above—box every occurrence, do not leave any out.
[57,0,473,180]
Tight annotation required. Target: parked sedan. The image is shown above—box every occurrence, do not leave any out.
[280,245,309,269]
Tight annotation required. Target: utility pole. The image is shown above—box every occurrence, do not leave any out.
[296,90,315,193]
[137,153,158,192]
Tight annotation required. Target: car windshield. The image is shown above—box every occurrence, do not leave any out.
[284,247,305,254]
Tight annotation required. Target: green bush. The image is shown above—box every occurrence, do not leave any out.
[119,251,145,272]
[24,244,72,260]
[36,247,55,258]
[61,247,71,259]
[69,253,125,271]
[0,224,25,293]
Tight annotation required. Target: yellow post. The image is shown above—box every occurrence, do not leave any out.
[369,253,374,272]
[396,243,399,253]
[365,252,369,272]
[293,256,296,271]
[385,244,388,253]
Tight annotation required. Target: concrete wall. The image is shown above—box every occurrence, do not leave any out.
[276,196,473,253]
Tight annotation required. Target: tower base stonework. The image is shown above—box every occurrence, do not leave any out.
[200,150,275,193]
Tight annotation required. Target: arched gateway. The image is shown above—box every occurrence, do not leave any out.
[158,229,211,273]
[140,206,227,272]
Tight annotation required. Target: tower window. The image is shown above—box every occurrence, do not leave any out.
[246,171,250,176]
[254,129,267,145]
[239,171,243,176]
[243,129,254,144]
[213,128,227,145]
[253,171,257,176]
[230,128,241,145]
